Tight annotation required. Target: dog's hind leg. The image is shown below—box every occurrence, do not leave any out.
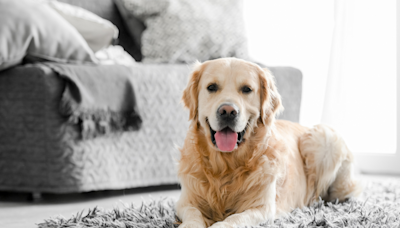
[299,124,362,204]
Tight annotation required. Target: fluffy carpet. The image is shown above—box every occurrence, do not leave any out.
[38,177,400,228]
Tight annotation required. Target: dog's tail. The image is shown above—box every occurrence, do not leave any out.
[299,124,362,204]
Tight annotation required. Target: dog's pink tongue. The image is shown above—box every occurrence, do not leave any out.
[215,128,237,152]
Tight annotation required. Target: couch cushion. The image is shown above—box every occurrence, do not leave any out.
[117,0,250,63]
[0,0,97,71]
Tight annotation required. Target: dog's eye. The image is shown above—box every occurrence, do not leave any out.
[241,86,252,94]
[207,84,218,92]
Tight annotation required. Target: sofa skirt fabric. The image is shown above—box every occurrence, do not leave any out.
[0,63,302,193]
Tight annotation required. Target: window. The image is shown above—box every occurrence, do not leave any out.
[244,0,399,174]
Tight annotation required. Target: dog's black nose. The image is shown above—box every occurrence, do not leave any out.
[218,104,239,121]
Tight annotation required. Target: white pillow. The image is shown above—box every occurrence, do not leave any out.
[49,1,119,52]
[0,0,97,71]
[95,45,137,66]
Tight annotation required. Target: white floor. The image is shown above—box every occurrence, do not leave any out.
[0,188,181,228]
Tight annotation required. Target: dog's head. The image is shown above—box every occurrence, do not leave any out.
[182,58,283,152]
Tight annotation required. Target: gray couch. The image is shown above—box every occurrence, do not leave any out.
[0,0,302,194]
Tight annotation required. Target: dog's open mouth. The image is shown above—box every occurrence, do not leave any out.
[208,122,246,152]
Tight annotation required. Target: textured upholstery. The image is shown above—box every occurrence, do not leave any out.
[117,0,249,63]
[0,63,301,193]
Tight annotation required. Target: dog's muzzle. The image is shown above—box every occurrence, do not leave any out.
[208,103,246,152]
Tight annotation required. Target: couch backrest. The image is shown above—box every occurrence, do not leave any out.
[59,0,142,61]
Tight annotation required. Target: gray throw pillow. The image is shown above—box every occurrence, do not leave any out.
[117,0,249,63]
[0,0,97,71]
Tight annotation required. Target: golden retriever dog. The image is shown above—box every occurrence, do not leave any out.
[176,58,361,228]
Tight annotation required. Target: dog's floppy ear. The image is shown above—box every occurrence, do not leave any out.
[182,61,203,121]
[259,68,284,126]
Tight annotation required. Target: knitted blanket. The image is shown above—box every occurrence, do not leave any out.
[46,63,142,139]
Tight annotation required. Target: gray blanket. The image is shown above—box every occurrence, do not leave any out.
[45,63,142,139]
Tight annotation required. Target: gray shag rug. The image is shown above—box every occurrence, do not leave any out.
[38,177,400,228]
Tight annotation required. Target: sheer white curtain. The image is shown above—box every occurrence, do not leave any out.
[321,0,397,154]
[244,0,398,173]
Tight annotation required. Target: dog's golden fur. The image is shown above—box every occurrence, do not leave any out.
[176,58,361,228]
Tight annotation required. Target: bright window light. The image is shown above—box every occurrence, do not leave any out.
[335,0,396,153]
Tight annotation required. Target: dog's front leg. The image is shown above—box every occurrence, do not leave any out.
[176,187,207,228]
[178,206,207,228]
[210,178,277,228]
[209,206,274,228]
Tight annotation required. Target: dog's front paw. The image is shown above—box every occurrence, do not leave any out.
[179,221,206,228]
[209,221,234,228]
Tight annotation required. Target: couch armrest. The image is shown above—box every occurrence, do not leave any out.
[0,64,71,191]
[0,64,66,159]
[269,67,303,123]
